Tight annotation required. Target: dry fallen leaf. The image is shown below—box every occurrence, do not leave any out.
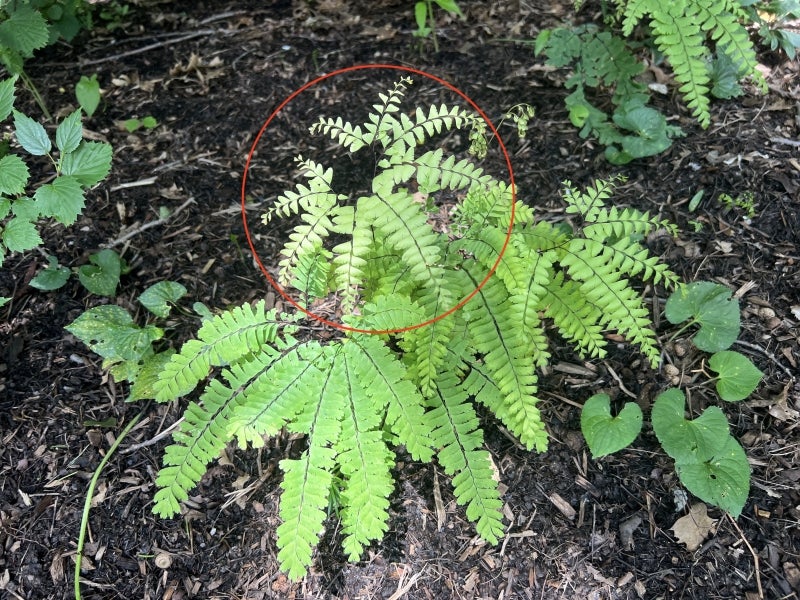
[671,503,717,551]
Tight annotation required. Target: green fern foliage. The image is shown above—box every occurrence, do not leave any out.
[146,79,679,580]
[615,0,765,127]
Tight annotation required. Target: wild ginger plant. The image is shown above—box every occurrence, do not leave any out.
[148,77,679,579]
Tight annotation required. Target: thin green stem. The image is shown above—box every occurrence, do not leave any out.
[74,411,143,600]
[19,71,51,121]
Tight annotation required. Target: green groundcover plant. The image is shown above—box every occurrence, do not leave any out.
[88,77,689,579]
[581,281,762,517]
[532,0,767,163]
[0,75,112,307]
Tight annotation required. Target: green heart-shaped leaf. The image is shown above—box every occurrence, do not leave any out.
[665,282,740,352]
[581,393,643,458]
[708,350,763,401]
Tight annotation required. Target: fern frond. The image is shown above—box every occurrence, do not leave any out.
[152,343,283,518]
[347,334,434,462]
[278,199,341,284]
[358,294,427,332]
[619,0,656,36]
[400,310,455,396]
[695,0,764,87]
[359,190,445,288]
[232,340,329,447]
[153,301,283,402]
[310,116,371,152]
[649,3,711,127]
[543,272,607,360]
[464,270,547,451]
[330,205,368,311]
[263,157,346,224]
[277,451,334,580]
[336,345,395,559]
[381,103,476,161]
[277,344,346,579]
[560,240,661,366]
[428,370,505,543]
[291,243,332,302]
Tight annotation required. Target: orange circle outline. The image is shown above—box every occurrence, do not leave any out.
[241,64,516,334]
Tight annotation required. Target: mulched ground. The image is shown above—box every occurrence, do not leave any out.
[1,1,799,598]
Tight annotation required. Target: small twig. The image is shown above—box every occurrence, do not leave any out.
[75,412,144,600]
[769,137,800,148]
[605,365,638,400]
[104,197,195,248]
[727,514,763,599]
[733,339,796,381]
[387,566,425,600]
[109,177,158,192]
[120,417,183,454]
[79,30,218,67]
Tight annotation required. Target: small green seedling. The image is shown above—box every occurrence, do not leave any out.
[581,280,762,517]
[122,116,158,133]
[75,74,100,117]
[718,191,756,218]
[413,0,464,51]
[31,249,128,297]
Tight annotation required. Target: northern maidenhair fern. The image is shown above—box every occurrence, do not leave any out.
[146,78,678,579]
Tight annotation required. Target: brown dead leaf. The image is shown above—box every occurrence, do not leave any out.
[671,503,717,551]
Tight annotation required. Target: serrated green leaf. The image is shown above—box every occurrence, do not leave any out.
[10,196,38,220]
[581,393,643,458]
[675,436,750,517]
[33,175,84,225]
[652,388,730,464]
[75,74,100,117]
[0,296,9,308]
[12,109,51,156]
[55,110,83,154]
[138,280,188,317]
[61,140,112,187]
[29,256,70,290]
[0,198,9,219]
[0,77,17,122]
[2,216,41,252]
[0,154,30,195]
[0,6,49,56]
[78,249,122,296]
[709,350,763,401]
[66,304,163,362]
[665,282,740,352]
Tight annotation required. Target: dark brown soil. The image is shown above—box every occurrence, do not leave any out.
[1,1,799,599]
